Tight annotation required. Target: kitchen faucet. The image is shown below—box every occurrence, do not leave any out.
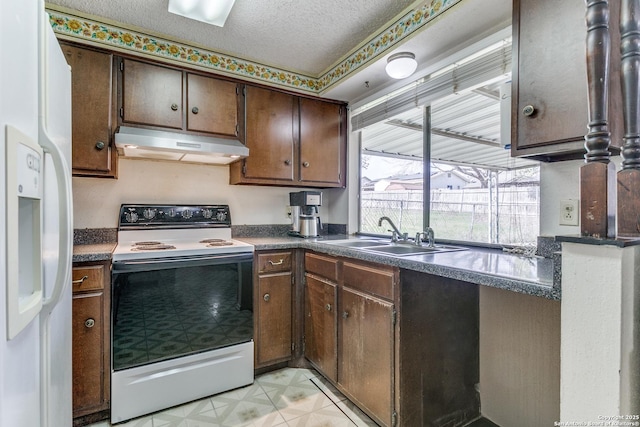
[378,216,408,242]
[415,227,435,247]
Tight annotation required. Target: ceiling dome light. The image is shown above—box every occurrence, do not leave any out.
[385,52,418,79]
[168,0,236,27]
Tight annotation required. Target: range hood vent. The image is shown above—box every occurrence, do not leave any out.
[115,126,248,165]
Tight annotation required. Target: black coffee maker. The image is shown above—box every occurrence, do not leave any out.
[289,191,322,237]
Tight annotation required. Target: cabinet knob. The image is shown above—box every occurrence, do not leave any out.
[263,293,270,302]
[171,103,179,111]
[326,304,332,311]
[284,159,291,166]
[342,311,349,319]
[72,275,88,285]
[302,161,310,168]
[192,107,199,114]
[84,318,95,328]
[95,141,105,151]
[522,105,536,117]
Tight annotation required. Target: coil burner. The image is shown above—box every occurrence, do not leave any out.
[200,238,233,247]
[131,241,176,251]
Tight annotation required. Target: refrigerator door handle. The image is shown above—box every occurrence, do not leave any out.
[39,128,73,314]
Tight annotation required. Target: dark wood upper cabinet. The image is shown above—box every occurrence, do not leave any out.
[186,73,239,136]
[511,0,622,161]
[299,98,343,185]
[121,59,183,129]
[61,43,117,177]
[242,86,295,181]
[230,87,346,188]
[119,58,242,138]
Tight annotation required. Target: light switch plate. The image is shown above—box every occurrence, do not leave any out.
[559,199,579,226]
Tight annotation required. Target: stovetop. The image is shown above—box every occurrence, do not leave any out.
[113,204,254,261]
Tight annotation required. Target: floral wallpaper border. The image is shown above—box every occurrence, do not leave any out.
[46,0,461,95]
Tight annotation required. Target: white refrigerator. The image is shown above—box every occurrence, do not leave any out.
[1,1,73,426]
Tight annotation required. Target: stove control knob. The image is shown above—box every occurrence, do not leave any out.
[168,209,176,218]
[143,208,157,220]
[216,211,227,221]
[202,209,213,219]
[181,209,193,219]
[125,211,139,223]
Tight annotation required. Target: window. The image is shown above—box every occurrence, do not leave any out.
[354,38,540,246]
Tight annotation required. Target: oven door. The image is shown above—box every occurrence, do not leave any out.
[111,252,253,372]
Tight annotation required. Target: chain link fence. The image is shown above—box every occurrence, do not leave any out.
[361,187,540,245]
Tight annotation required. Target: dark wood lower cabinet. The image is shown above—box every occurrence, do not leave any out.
[303,252,480,427]
[255,251,294,368]
[398,269,480,427]
[72,261,111,426]
[339,286,394,426]
[304,274,337,382]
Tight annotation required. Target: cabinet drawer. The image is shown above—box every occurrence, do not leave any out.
[72,265,105,293]
[257,251,292,273]
[342,261,396,301]
[305,252,339,282]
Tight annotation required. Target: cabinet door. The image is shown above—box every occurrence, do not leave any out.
[61,44,116,177]
[243,86,295,181]
[511,0,622,158]
[339,287,394,426]
[72,292,107,415]
[304,274,337,381]
[256,272,292,365]
[121,59,183,129]
[299,98,343,185]
[186,74,238,136]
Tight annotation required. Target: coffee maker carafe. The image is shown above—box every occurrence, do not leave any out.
[289,191,322,238]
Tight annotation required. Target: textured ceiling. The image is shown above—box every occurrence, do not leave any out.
[46,0,417,76]
[45,0,511,103]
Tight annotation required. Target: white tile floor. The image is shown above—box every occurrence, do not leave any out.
[89,368,378,427]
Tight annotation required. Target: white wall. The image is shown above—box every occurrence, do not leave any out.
[540,157,622,236]
[561,243,640,421]
[72,158,336,229]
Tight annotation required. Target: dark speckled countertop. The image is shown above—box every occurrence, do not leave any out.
[71,231,559,300]
[73,243,116,263]
[238,235,559,301]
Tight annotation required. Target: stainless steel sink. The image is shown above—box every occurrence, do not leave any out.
[363,244,467,256]
[361,245,440,256]
[323,239,390,248]
[324,239,467,256]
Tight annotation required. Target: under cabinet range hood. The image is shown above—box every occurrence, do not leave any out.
[115,126,249,165]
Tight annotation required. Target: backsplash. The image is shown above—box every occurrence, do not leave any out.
[72,158,337,229]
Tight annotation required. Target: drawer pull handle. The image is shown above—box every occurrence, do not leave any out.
[84,318,95,328]
[72,275,89,285]
[263,293,270,302]
[342,311,349,319]
[326,304,332,311]
[268,259,284,266]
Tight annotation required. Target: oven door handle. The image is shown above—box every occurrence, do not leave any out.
[112,252,254,273]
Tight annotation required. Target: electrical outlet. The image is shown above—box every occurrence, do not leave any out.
[286,205,292,219]
[559,199,579,226]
